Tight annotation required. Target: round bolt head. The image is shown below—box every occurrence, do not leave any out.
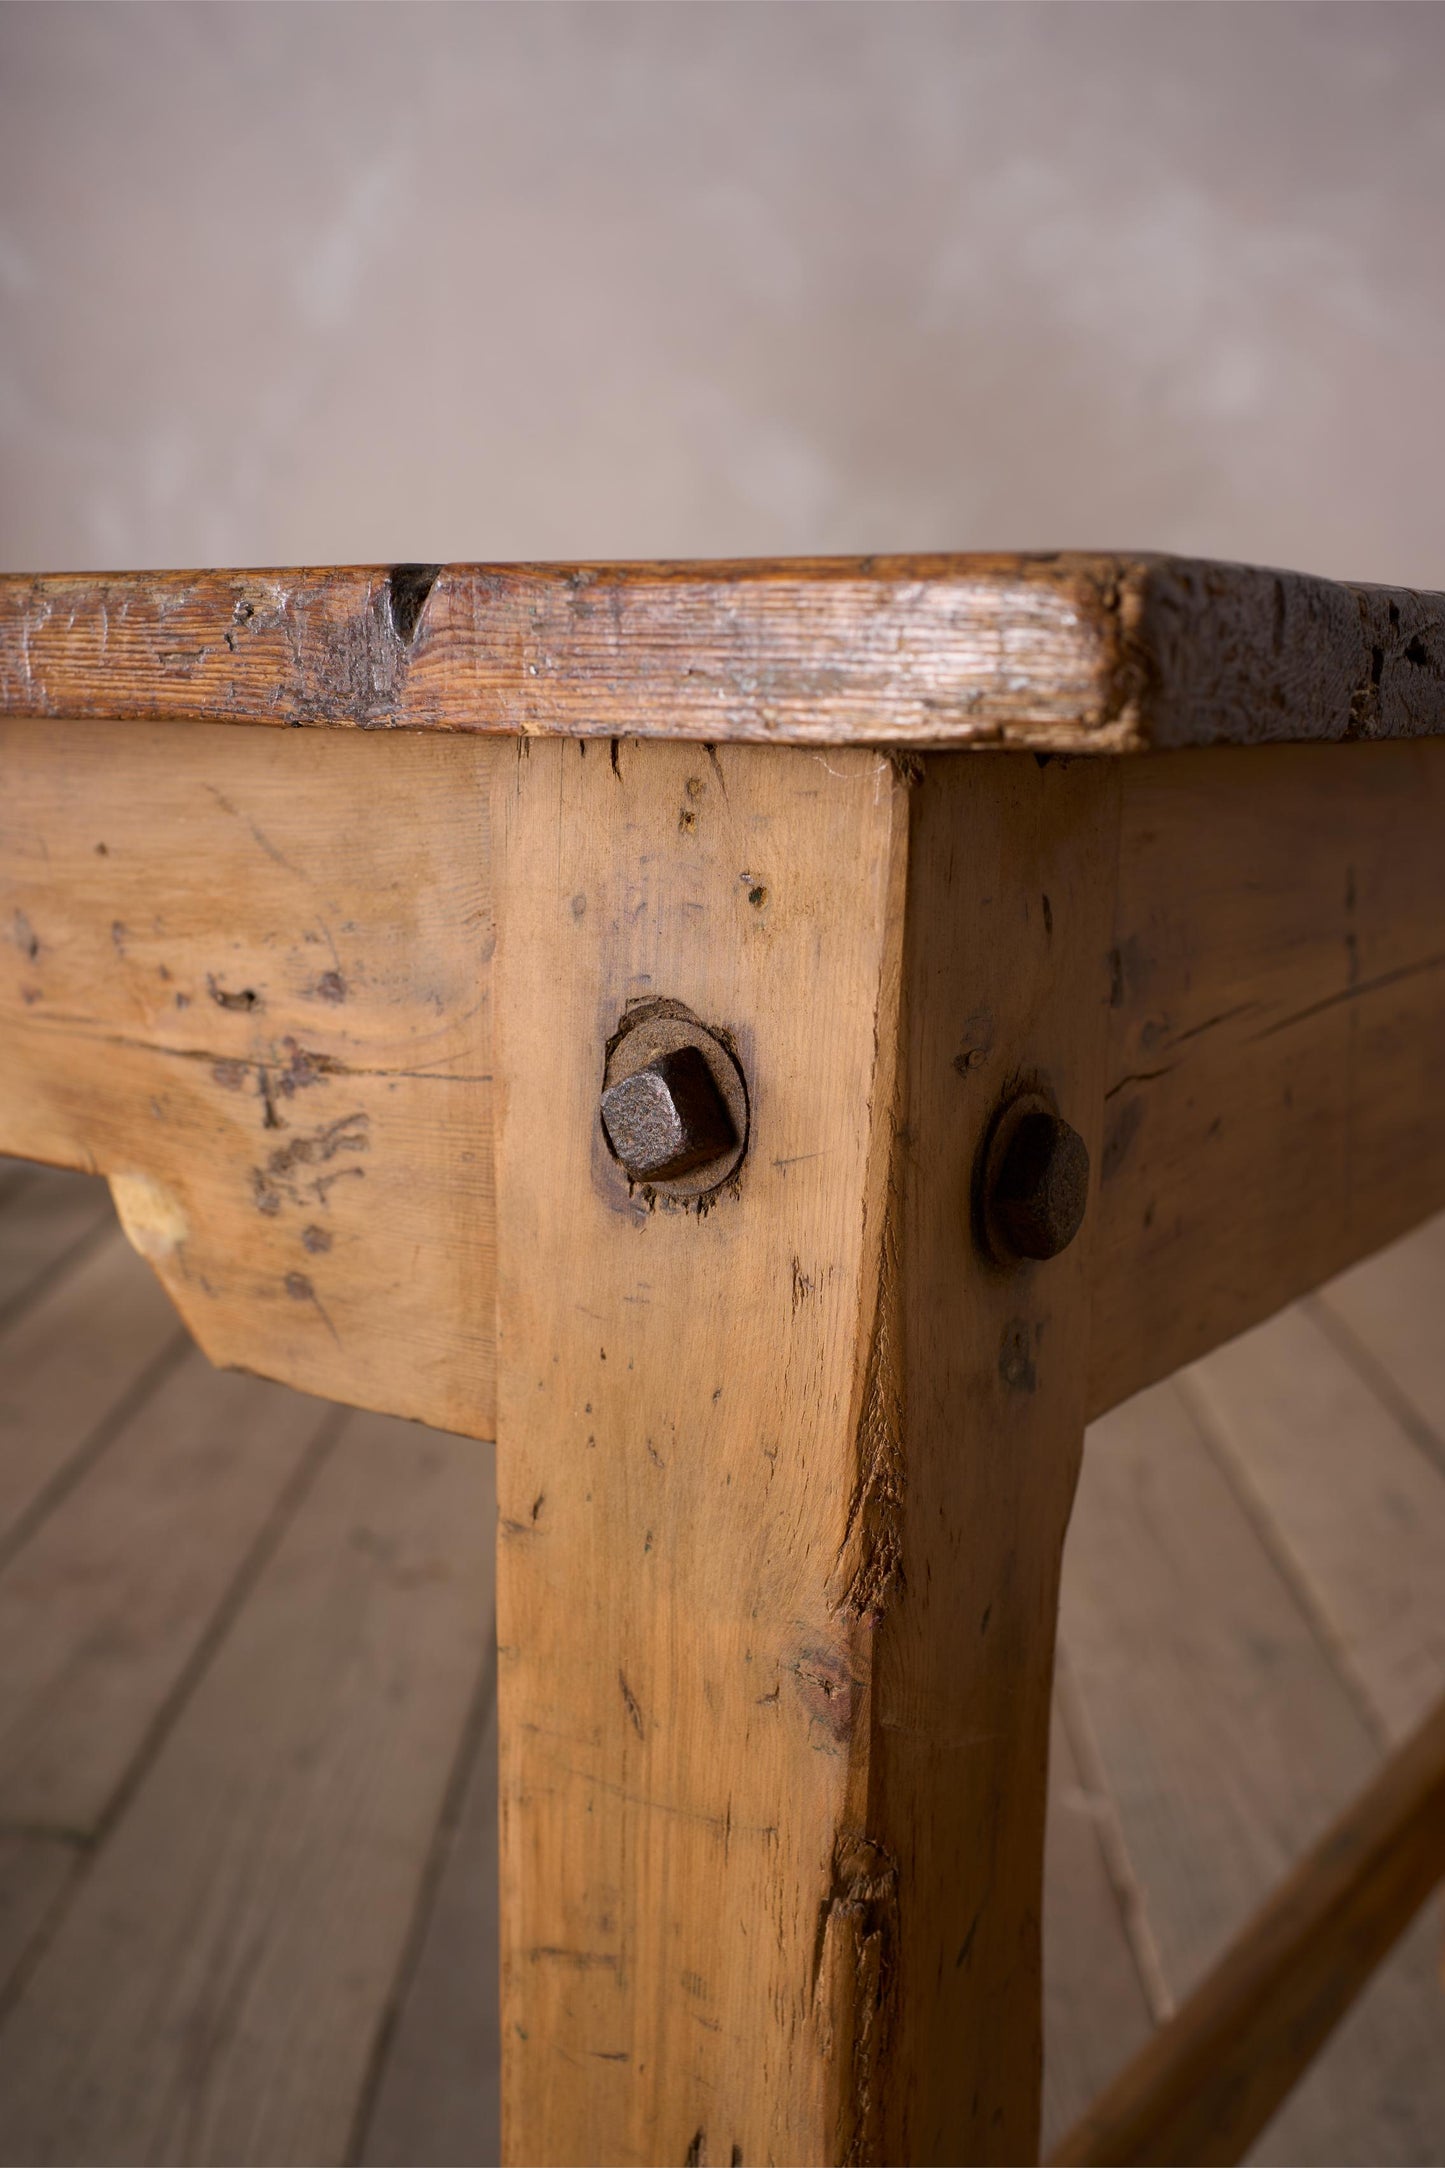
[601,1042,739,1184]
[988,1107,1090,1261]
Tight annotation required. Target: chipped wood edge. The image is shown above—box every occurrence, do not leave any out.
[4,553,1445,751]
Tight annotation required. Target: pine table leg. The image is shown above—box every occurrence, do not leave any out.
[491,740,1118,2166]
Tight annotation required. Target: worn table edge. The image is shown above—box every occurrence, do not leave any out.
[2,552,1444,752]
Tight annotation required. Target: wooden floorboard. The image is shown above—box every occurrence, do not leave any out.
[0,1164,113,1332]
[0,1831,76,2003]
[1314,1212,1445,1469]
[1041,1698,1157,2154]
[0,1348,340,1836]
[1183,1301,1445,1746]
[0,1407,495,2168]
[1060,1374,1445,2165]
[358,1662,501,2168]
[0,1225,187,1559]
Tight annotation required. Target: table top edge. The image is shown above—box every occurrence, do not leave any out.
[2,552,1442,752]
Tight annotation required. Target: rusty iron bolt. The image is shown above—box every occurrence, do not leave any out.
[982,1097,1090,1262]
[601,1042,740,1185]
[600,1000,749,1199]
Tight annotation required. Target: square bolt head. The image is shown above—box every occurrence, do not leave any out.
[600,1043,740,1183]
[988,1108,1089,1260]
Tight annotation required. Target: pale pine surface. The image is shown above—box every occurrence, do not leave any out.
[0,1163,1440,2165]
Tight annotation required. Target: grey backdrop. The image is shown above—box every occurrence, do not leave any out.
[1,1,1442,584]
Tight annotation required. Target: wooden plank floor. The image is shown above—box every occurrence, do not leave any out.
[0,1163,1441,2164]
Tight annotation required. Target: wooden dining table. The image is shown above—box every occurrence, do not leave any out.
[3,552,1444,2167]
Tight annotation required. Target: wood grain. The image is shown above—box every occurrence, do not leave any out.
[1049,1691,1445,2168]
[1090,737,1445,1417]
[10,722,1445,1455]
[491,735,909,2165]
[491,738,1117,2163]
[0,715,495,1437]
[4,554,1445,752]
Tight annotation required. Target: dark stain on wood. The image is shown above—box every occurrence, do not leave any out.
[998,1320,1038,1394]
[1100,1096,1146,1184]
[785,1644,860,1749]
[206,975,260,1012]
[618,1670,645,1740]
[252,1111,370,1215]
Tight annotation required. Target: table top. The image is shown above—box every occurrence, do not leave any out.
[2,552,1442,753]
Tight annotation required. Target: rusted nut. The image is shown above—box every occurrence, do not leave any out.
[980,1092,1090,1262]
[601,1044,738,1183]
[600,1001,749,1199]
